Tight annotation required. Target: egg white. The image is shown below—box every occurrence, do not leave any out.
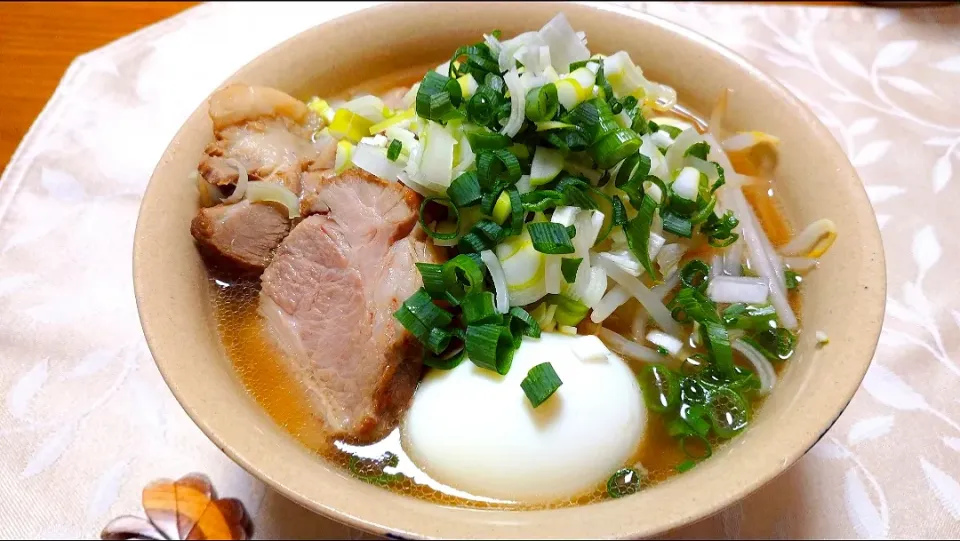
[402,333,646,503]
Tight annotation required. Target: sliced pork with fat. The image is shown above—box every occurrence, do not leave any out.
[191,85,320,273]
[260,168,441,443]
[190,200,290,274]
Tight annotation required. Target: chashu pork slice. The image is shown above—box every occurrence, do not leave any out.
[191,84,320,274]
[260,168,442,443]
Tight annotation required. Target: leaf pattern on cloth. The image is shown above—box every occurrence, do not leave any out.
[0,1,958,539]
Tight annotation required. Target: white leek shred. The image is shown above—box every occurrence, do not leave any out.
[452,133,475,177]
[597,255,681,336]
[598,328,663,364]
[343,95,387,123]
[732,339,776,395]
[352,143,404,181]
[501,70,526,138]
[565,264,607,309]
[648,232,666,261]
[558,325,579,336]
[598,250,642,277]
[223,158,248,204]
[664,128,705,174]
[672,166,701,201]
[590,285,631,323]
[538,13,591,73]
[244,181,300,219]
[515,174,534,194]
[707,276,770,304]
[816,331,830,345]
[498,31,545,72]
[646,330,684,358]
[656,243,686,278]
[413,121,457,189]
[480,250,510,314]
[710,253,724,279]
[544,255,562,295]
[572,335,610,362]
[483,33,502,56]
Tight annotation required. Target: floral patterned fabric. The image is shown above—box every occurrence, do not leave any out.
[0,2,957,539]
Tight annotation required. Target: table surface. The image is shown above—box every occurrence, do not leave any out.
[0,2,198,173]
[0,1,871,176]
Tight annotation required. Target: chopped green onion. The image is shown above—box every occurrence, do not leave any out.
[403,288,453,329]
[484,72,506,94]
[689,195,717,225]
[671,287,734,375]
[612,195,628,226]
[749,327,797,361]
[785,270,801,290]
[416,71,464,123]
[387,139,402,161]
[606,468,642,498]
[466,323,516,375]
[393,304,430,343]
[442,254,485,305]
[349,452,404,486]
[615,153,651,189]
[466,85,502,127]
[707,387,750,439]
[680,434,713,460]
[461,292,501,325]
[419,196,460,241]
[710,161,726,192]
[521,190,565,213]
[680,259,710,290]
[426,327,454,354]
[502,187,524,236]
[463,124,511,150]
[592,128,642,169]
[623,195,659,279]
[561,258,583,283]
[658,124,683,139]
[415,262,446,299]
[457,232,489,254]
[525,83,560,122]
[477,149,522,189]
[472,219,505,245]
[424,345,466,370]
[661,209,693,238]
[676,460,696,473]
[508,306,541,339]
[722,303,778,331]
[683,141,710,160]
[638,364,680,413]
[680,402,712,436]
[702,210,740,247]
[527,222,576,254]
[447,171,483,207]
[521,362,563,408]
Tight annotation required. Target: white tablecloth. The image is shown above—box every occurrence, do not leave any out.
[1,2,958,538]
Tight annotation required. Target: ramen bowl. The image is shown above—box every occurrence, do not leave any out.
[133,2,885,538]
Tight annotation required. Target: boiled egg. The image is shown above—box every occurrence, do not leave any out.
[402,333,646,503]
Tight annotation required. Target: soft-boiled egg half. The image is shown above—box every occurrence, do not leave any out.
[402,333,646,503]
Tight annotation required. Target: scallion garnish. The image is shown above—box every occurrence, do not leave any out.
[465,323,515,375]
[386,139,402,161]
[447,171,483,207]
[606,468,642,498]
[612,195,628,226]
[520,362,563,408]
[403,288,453,329]
[623,194,659,279]
[639,364,680,413]
[527,222,576,254]
[419,196,460,241]
[661,209,693,238]
[524,83,559,122]
[416,71,463,123]
[461,291,502,325]
[683,141,710,160]
[415,262,446,299]
[561,258,583,283]
[477,149,522,189]
[679,260,710,291]
[785,270,801,290]
[441,254,485,305]
[508,306,541,339]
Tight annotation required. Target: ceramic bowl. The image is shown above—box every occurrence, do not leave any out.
[134,2,885,538]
